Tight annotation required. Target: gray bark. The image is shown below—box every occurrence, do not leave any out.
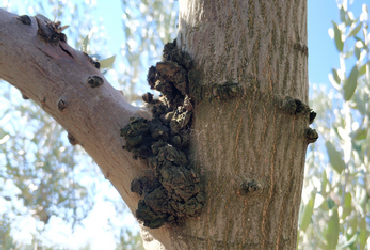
[0,0,309,249]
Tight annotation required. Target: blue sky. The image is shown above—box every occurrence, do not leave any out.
[308,0,364,85]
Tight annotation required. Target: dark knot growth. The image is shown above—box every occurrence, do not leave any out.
[120,39,204,229]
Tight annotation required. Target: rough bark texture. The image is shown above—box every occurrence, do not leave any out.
[170,0,309,249]
[0,0,309,249]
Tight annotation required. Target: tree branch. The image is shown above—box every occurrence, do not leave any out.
[0,9,172,248]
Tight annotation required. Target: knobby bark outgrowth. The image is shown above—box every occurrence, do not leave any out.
[0,0,315,249]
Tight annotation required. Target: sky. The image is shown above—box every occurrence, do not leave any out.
[1,0,368,249]
[308,0,364,85]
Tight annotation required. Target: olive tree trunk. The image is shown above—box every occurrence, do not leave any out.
[0,0,310,249]
[171,0,309,249]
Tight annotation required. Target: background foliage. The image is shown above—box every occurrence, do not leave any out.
[298,1,370,249]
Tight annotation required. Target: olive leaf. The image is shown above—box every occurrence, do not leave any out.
[343,65,359,101]
[325,141,345,174]
[332,21,344,52]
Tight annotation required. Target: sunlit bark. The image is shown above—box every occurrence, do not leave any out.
[0,0,310,248]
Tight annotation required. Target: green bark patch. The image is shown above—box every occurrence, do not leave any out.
[120,39,204,229]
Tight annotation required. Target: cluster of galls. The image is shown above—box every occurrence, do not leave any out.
[120,39,204,229]
[280,96,318,143]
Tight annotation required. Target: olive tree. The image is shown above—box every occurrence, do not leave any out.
[0,1,315,249]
